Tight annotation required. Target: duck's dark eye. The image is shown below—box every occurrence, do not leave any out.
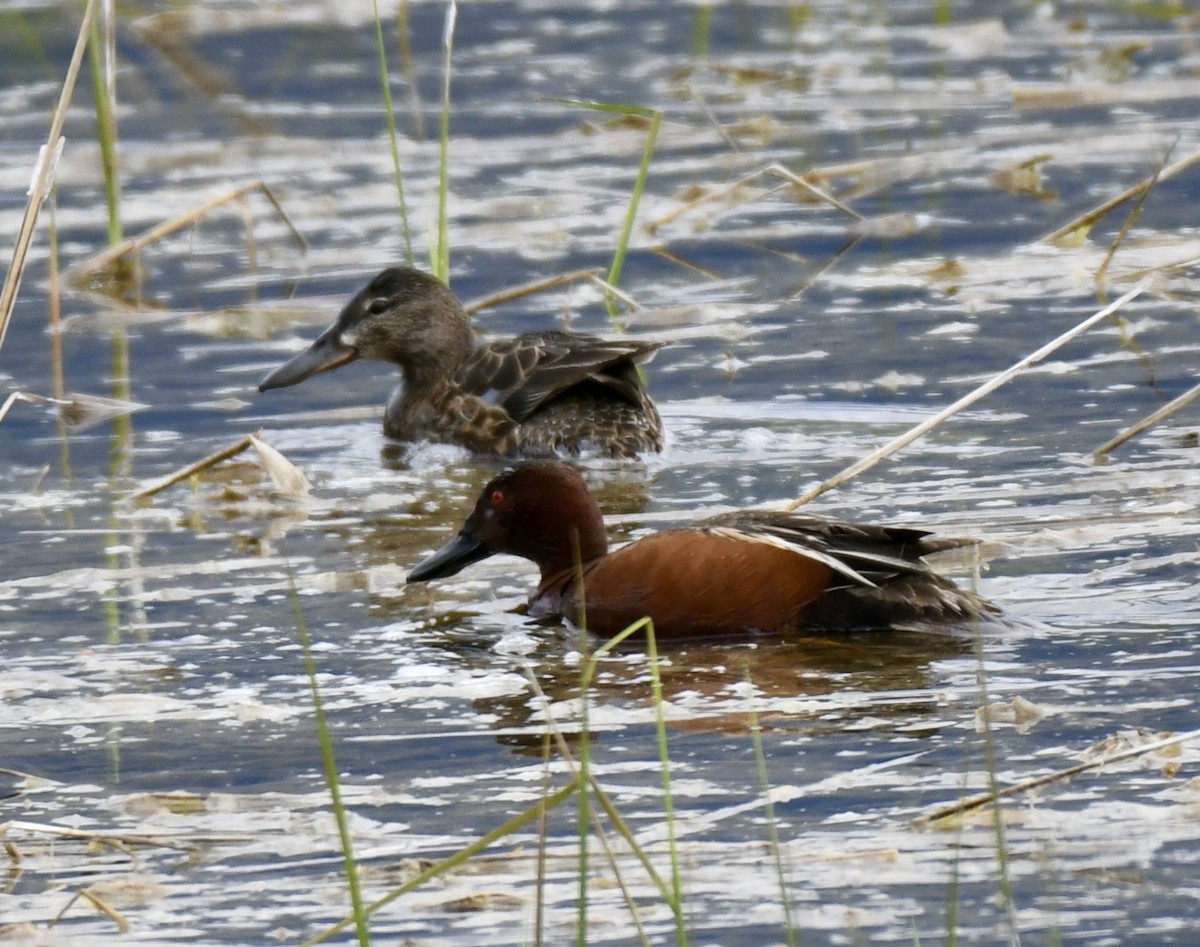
[365,297,391,316]
[491,490,504,506]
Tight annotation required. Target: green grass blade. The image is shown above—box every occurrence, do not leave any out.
[971,624,1019,943]
[558,99,658,119]
[286,568,370,947]
[86,1,122,245]
[394,2,425,139]
[524,659,677,913]
[370,0,412,264]
[536,733,552,947]
[942,770,964,946]
[304,779,580,945]
[571,533,591,945]
[607,109,661,303]
[575,615,673,944]
[645,621,687,945]
[691,5,712,57]
[576,631,591,947]
[4,11,52,64]
[432,0,456,282]
[559,99,662,313]
[746,670,795,947]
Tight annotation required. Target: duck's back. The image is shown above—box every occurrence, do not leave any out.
[457,330,665,457]
[702,509,994,631]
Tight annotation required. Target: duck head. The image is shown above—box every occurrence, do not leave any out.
[258,266,474,392]
[408,462,608,584]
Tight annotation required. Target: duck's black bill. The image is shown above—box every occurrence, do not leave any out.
[408,528,493,583]
[258,331,356,392]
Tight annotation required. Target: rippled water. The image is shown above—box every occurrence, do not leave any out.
[3,1,1200,944]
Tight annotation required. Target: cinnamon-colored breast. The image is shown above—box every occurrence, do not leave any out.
[558,529,836,639]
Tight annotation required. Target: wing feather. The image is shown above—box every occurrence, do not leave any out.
[458,332,666,422]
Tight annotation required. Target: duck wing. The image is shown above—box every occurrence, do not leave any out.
[459,331,667,423]
[701,510,975,581]
[699,509,993,628]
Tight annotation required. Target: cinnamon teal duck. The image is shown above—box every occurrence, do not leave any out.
[258,266,666,458]
[408,461,997,639]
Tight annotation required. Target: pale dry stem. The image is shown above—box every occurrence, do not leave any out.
[784,279,1152,511]
[64,181,307,283]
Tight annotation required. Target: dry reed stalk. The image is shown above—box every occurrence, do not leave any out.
[249,435,309,497]
[648,244,721,279]
[2,819,197,852]
[53,889,128,932]
[688,86,742,152]
[0,390,147,431]
[802,152,945,202]
[64,181,306,282]
[1040,144,1200,246]
[130,433,257,500]
[0,0,100,355]
[915,726,1200,827]
[646,161,862,235]
[464,268,642,320]
[585,272,641,312]
[1012,82,1197,109]
[1120,253,1200,282]
[1095,140,1176,284]
[787,233,862,300]
[1092,378,1200,459]
[783,279,1151,511]
[646,169,779,234]
[0,392,52,426]
[463,268,603,315]
[131,431,307,500]
[765,161,864,220]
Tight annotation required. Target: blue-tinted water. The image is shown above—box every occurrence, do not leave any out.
[3,1,1200,943]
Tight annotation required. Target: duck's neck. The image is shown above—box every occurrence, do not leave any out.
[400,347,469,397]
[395,305,475,393]
[532,560,596,627]
[389,330,473,426]
[528,517,608,587]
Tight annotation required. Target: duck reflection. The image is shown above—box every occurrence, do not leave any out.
[427,622,977,754]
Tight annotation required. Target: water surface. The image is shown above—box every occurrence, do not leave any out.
[3,1,1200,944]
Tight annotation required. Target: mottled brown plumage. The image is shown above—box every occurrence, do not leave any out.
[258,267,665,458]
[407,462,998,639]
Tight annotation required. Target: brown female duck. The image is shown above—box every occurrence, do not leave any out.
[408,461,997,639]
[258,266,666,458]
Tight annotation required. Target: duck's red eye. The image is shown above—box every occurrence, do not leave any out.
[491,489,504,506]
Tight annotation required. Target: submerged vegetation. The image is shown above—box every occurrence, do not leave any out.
[3,1,1200,944]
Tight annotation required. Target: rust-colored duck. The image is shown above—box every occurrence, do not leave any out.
[259,267,665,458]
[408,461,997,639]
